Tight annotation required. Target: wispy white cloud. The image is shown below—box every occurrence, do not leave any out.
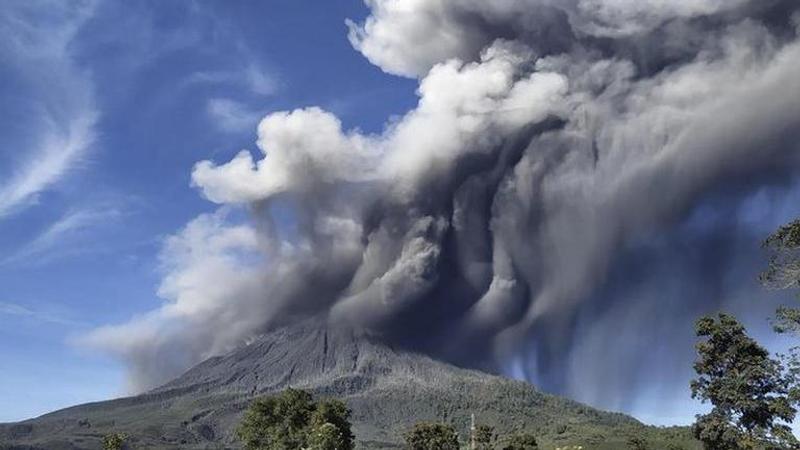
[187,61,278,134]
[186,62,279,97]
[2,206,123,267]
[0,1,99,218]
[0,113,97,217]
[243,64,278,96]
[193,63,278,134]
[0,301,85,327]
[206,98,263,133]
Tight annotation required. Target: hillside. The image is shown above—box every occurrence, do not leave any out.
[0,319,698,449]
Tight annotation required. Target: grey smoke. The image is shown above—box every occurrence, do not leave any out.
[85,0,800,416]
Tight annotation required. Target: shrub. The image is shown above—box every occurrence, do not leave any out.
[500,433,538,450]
[404,422,459,450]
[236,388,354,450]
[102,432,127,450]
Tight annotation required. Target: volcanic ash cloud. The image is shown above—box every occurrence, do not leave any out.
[85,0,800,409]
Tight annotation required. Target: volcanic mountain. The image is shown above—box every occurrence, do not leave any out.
[0,319,695,449]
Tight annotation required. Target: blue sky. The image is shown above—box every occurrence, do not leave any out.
[0,0,415,422]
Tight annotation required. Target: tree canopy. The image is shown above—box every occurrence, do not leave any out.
[499,432,539,450]
[626,435,648,450]
[102,433,127,450]
[761,219,800,292]
[236,388,354,450]
[404,422,460,450]
[762,219,800,339]
[474,424,496,450]
[691,314,797,449]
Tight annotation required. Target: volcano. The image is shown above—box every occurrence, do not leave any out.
[0,320,693,449]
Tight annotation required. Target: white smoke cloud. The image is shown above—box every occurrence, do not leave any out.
[193,107,376,204]
[347,0,752,77]
[81,210,269,389]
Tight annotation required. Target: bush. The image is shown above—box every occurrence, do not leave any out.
[500,433,538,450]
[236,388,354,450]
[626,436,648,450]
[474,424,495,450]
[308,422,347,450]
[102,432,127,450]
[404,422,460,450]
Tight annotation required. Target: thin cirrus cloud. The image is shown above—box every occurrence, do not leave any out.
[0,113,97,218]
[244,63,280,96]
[0,1,99,218]
[200,64,279,133]
[206,98,265,133]
[187,63,280,97]
[0,301,85,328]
[1,206,123,267]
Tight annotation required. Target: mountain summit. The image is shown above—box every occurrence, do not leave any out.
[1,319,668,449]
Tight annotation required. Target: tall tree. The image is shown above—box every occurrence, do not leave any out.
[101,433,127,450]
[691,313,798,449]
[762,219,800,337]
[404,422,460,450]
[308,422,347,450]
[626,435,648,450]
[236,388,353,450]
[762,219,800,292]
[760,217,800,430]
[474,424,495,450]
[310,398,355,448]
[499,433,538,450]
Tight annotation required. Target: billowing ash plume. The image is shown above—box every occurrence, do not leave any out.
[86,0,800,414]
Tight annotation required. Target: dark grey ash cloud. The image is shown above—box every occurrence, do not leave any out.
[85,0,800,414]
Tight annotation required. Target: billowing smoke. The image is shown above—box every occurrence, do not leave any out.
[85,0,800,415]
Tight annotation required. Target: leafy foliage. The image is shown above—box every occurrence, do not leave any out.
[499,432,539,449]
[474,424,495,449]
[311,399,355,446]
[236,388,354,450]
[626,435,648,450]
[308,422,347,450]
[762,219,800,420]
[404,422,460,450]
[102,432,127,450]
[691,314,798,449]
[761,219,800,292]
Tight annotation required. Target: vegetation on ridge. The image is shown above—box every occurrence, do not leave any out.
[236,388,354,450]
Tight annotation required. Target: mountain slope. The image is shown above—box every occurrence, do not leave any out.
[0,320,696,449]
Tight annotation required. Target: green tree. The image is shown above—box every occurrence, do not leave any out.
[236,388,353,450]
[762,218,800,408]
[761,219,800,293]
[308,422,346,450]
[404,422,459,450]
[626,435,648,450]
[310,399,354,449]
[474,424,494,450]
[499,433,538,450]
[691,313,798,449]
[102,432,127,450]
